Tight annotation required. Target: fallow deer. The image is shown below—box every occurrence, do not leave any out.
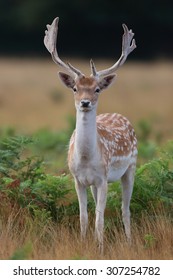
[44,17,137,252]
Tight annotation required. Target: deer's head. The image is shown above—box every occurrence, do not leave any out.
[44,17,136,112]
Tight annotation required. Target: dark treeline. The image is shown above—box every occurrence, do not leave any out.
[0,0,173,59]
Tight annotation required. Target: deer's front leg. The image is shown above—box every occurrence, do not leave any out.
[95,181,108,253]
[75,179,88,240]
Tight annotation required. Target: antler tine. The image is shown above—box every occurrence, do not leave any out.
[92,24,136,78]
[44,17,84,79]
[122,24,136,57]
[67,62,84,77]
[90,59,97,77]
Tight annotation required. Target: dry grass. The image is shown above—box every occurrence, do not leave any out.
[0,207,172,260]
[0,58,173,139]
[0,58,173,260]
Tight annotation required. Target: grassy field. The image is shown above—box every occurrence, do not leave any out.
[0,58,173,139]
[0,208,172,260]
[0,58,173,260]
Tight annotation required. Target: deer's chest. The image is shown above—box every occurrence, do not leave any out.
[69,155,105,186]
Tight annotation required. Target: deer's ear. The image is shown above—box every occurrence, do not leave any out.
[98,74,116,91]
[58,72,75,89]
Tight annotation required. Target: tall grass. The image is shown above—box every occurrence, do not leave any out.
[0,207,172,260]
[0,132,173,259]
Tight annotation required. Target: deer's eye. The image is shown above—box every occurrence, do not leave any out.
[73,87,77,92]
[95,87,100,93]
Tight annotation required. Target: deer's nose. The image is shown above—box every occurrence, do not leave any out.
[80,100,91,108]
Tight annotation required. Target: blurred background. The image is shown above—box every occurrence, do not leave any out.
[1,0,173,58]
[0,0,173,143]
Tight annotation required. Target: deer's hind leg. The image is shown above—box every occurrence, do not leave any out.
[121,162,136,241]
[90,185,97,204]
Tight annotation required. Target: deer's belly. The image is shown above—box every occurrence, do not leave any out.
[108,165,128,182]
[107,156,133,182]
[70,155,136,185]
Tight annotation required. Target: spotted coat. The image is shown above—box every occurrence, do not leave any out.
[68,112,137,183]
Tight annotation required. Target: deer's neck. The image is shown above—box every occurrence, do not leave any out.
[74,109,97,160]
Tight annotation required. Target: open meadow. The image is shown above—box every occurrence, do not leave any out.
[0,58,173,259]
[0,58,173,137]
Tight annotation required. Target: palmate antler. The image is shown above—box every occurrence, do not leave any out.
[44,17,136,79]
[90,24,136,78]
[44,17,84,79]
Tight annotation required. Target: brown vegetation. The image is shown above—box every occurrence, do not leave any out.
[0,59,173,140]
[0,207,172,260]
